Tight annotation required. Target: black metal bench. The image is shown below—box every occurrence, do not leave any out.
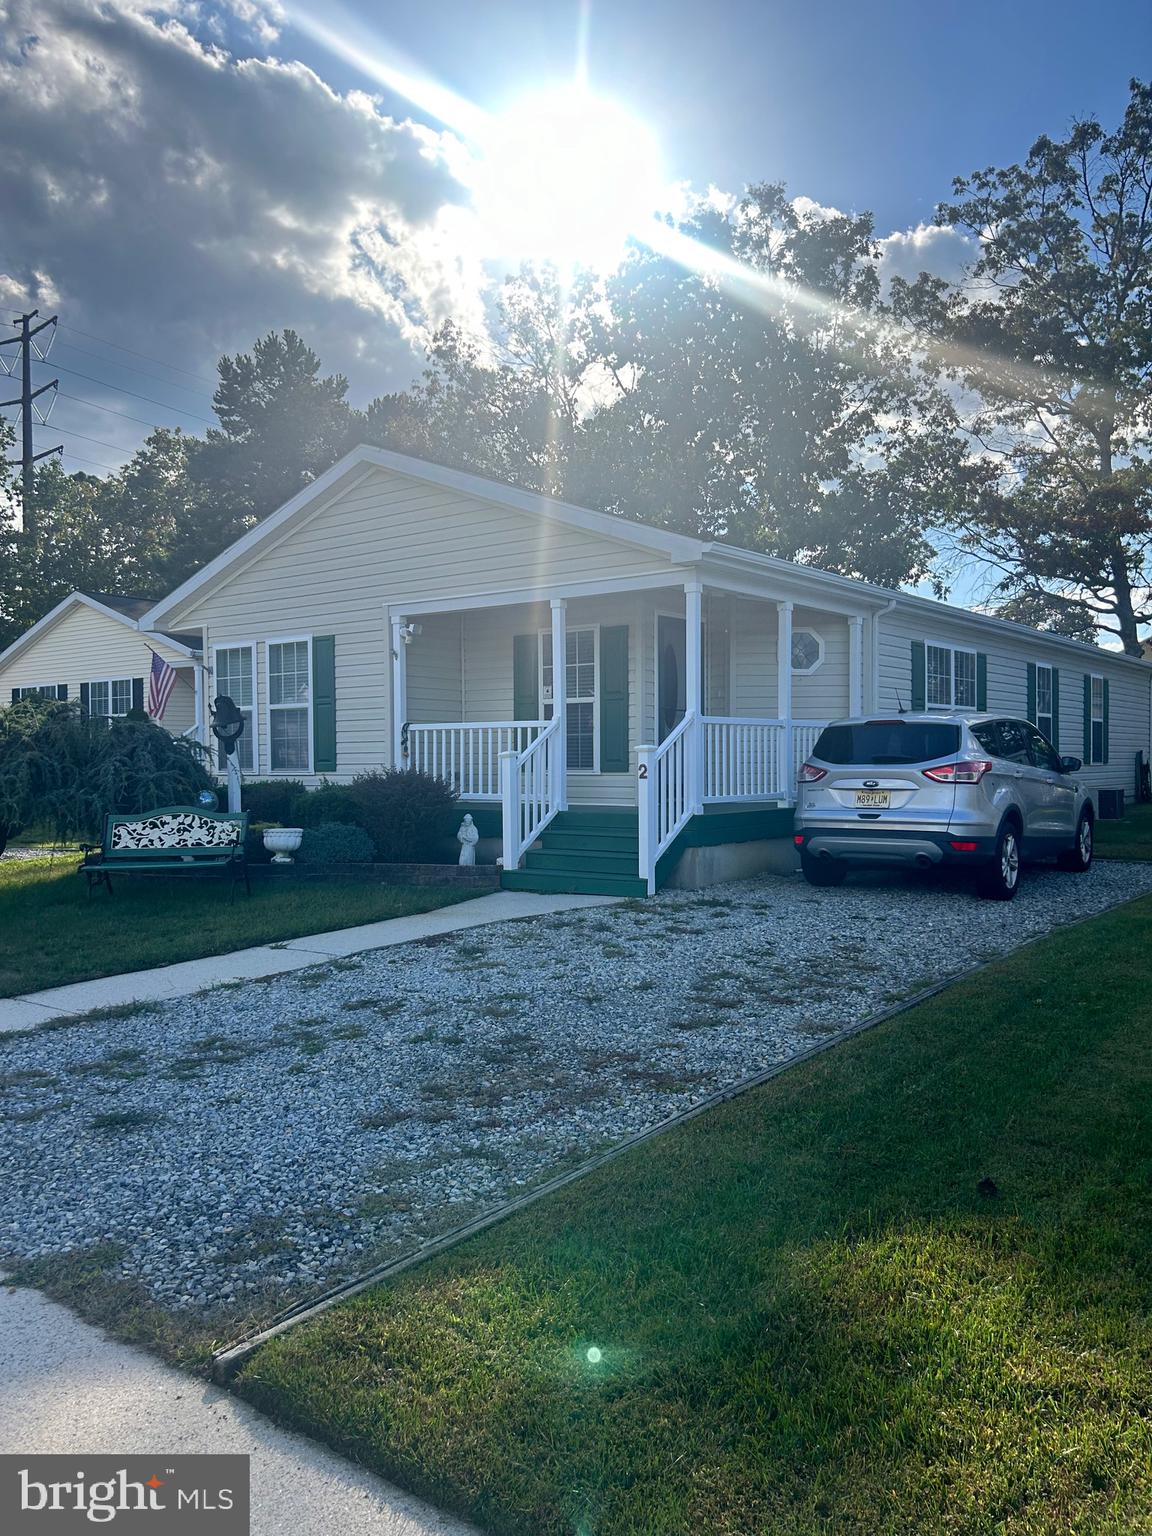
[80,806,250,898]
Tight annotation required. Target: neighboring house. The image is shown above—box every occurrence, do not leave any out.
[125,444,1152,896]
[0,591,202,738]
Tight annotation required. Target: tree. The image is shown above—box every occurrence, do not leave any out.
[169,329,360,581]
[366,191,955,589]
[892,78,1152,653]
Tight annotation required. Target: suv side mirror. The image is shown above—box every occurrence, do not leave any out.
[1060,755,1082,774]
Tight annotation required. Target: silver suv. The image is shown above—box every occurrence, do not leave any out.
[793,712,1095,900]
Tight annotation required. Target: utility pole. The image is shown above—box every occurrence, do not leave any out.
[0,310,62,537]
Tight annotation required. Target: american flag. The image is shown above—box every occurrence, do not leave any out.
[147,650,177,721]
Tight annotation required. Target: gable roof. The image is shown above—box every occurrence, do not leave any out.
[0,590,201,672]
[142,445,714,628]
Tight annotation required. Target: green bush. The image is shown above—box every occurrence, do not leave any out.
[0,698,212,851]
[289,785,361,828]
[349,768,457,864]
[297,821,375,865]
[242,779,307,824]
[245,822,276,865]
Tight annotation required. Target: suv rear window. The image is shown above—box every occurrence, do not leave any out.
[813,721,962,765]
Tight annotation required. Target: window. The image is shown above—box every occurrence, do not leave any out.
[88,678,133,719]
[541,627,597,772]
[813,721,961,765]
[1035,665,1054,744]
[268,639,311,773]
[1025,724,1061,773]
[791,629,823,673]
[214,646,255,772]
[1090,675,1105,765]
[12,683,67,701]
[926,643,978,708]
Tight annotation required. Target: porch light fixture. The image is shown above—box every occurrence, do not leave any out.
[399,622,423,645]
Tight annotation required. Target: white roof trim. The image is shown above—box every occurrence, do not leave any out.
[0,591,200,672]
[143,446,709,627]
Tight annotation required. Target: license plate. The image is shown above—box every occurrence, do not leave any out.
[854,790,891,808]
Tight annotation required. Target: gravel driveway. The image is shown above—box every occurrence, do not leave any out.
[3,862,1151,1318]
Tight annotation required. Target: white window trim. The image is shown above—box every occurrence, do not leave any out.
[791,627,825,675]
[1035,663,1055,743]
[265,635,314,777]
[538,622,600,774]
[88,677,134,719]
[212,642,258,774]
[1089,672,1105,765]
[925,640,979,709]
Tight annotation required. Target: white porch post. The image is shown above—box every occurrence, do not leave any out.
[777,600,794,800]
[684,580,704,812]
[550,598,568,811]
[193,658,206,747]
[848,615,864,716]
[636,742,656,894]
[390,615,408,770]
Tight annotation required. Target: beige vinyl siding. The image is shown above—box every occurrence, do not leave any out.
[0,604,197,735]
[792,609,850,721]
[406,613,463,723]
[171,465,683,784]
[878,605,1152,805]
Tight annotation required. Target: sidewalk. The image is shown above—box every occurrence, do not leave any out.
[0,1284,476,1535]
[0,889,619,1033]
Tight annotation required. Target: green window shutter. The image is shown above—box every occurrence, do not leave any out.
[80,682,90,717]
[312,635,337,772]
[513,634,539,720]
[1102,678,1110,764]
[1083,675,1092,761]
[910,641,926,711]
[57,684,68,701]
[1051,668,1060,749]
[9,688,17,704]
[599,624,630,773]
[976,653,988,712]
[1026,662,1036,724]
[131,677,145,713]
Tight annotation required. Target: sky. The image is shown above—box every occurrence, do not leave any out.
[0,0,1147,488]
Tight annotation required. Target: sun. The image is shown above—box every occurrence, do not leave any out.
[472,84,664,269]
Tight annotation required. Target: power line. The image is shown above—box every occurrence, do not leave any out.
[44,422,138,458]
[52,338,216,403]
[57,447,129,474]
[46,363,215,425]
[2,306,218,387]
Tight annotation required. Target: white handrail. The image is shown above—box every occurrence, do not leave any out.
[637,709,698,896]
[408,721,544,800]
[500,716,563,870]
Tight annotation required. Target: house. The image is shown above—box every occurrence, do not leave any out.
[132,445,1152,895]
[0,590,202,736]
[3,446,1148,894]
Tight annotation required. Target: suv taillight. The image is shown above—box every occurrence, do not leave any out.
[922,759,994,784]
[798,761,827,783]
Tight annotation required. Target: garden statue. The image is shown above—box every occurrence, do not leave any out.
[457,813,479,866]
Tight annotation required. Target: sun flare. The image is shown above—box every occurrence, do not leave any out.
[473,85,665,268]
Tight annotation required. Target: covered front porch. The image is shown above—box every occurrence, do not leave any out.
[389,577,870,892]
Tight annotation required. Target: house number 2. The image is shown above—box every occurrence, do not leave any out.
[638,764,648,779]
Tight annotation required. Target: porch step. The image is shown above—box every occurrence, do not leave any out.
[501,868,648,898]
[525,847,638,875]
[501,807,645,897]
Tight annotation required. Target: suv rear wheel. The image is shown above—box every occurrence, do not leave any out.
[1057,809,1093,872]
[979,821,1021,901]
[800,852,847,888]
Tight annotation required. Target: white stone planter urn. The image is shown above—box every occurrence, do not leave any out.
[263,827,303,864]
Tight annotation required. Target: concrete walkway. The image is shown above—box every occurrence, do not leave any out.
[0,1284,476,1535]
[0,890,619,1034]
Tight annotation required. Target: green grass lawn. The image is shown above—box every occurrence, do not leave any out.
[1094,801,1152,860]
[0,856,479,996]
[236,896,1152,1536]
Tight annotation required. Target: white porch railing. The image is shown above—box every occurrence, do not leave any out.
[702,717,830,804]
[500,717,564,871]
[408,721,544,800]
[637,710,698,896]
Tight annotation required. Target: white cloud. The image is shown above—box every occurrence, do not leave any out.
[0,0,487,409]
[876,221,976,290]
